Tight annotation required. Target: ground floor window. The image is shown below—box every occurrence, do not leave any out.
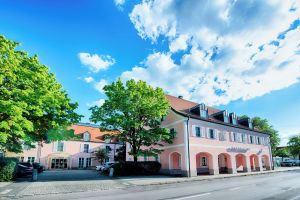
[20,157,24,162]
[105,157,110,163]
[28,157,35,163]
[78,157,84,168]
[86,158,91,168]
[201,157,207,166]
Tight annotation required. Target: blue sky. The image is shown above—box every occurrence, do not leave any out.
[1,0,299,145]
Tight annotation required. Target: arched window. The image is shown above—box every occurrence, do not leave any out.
[83,132,90,142]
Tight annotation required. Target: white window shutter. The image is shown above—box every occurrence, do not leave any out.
[231,132,234,142]
[192,125,196,137]
[206,128,210,138]
[201,127,205,137]
[214,130,218,139]
[63,142,65,152]
[53,142,57,152]
[80,143,84,152]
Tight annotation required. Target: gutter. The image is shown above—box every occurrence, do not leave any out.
[186,116,191,177]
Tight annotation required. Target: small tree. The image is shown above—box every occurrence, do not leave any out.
[94,148,109,164]
[288,134,300,160]
[275,148,290,159]
[114,145,126,162]
[90,79,172,163]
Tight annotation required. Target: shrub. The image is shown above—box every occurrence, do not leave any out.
[0,157,18,182]
[111,161,161,176]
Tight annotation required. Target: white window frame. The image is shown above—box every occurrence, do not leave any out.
[201,156,207,166]
[195,127,201,137]
[83,144,89,153]
[57,141,64,152]
[83,132,90,142]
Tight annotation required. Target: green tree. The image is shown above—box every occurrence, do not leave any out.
[93,148,109,164]
[90,79,172,163]
[240,116,280,154]
[114,144,126,162]
[274,147,290,159]
[0,35,82,153]
[287,134,300,160]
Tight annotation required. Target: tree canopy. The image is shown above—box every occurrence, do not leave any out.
[274,147,290,159]
[240,115,280,154]
[90,79,172,162]
[93,148,110,164]
[0,35,82,153]
[287,134,300,159]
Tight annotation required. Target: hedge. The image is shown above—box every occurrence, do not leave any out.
[0,157,18,182]
[111,161,161,176]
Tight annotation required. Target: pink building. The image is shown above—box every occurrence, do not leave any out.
[127,95,273,177]
[9,123,122,170]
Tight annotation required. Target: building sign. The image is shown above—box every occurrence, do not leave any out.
[226,147,249,153]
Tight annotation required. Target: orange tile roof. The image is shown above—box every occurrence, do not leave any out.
[165,95,266,134]
[70,124,119,143]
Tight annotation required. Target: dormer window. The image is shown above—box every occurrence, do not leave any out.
[230,113,238,125]
[83,132,90,142]
[199,103,208,119]
[249,120,253,129]
[223,110,229,123]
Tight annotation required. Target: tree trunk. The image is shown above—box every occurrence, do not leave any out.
[133,155,138,163]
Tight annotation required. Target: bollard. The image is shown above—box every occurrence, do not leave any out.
[32,169,38,181]
[109,168,114,177]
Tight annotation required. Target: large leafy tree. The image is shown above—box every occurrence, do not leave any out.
[90,79,172,163]
[287,134,300,160]
[251,117,280,154]
[274,147,290,159]
[240,116,280,154]
[0,35,82,153]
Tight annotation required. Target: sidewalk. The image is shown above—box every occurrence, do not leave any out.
[116,167,300,186]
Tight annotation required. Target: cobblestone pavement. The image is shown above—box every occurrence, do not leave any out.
[0,170,126,199]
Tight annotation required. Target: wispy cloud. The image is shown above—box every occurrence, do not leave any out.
[94,79,107,93]
[78,52,115,73]
[86,99,105,107]
[84,76,94,83]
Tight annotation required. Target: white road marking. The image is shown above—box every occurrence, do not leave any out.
[0,189,12,195]
[173,192,211,200]
[230,187,241,191]
[289,194,300,200]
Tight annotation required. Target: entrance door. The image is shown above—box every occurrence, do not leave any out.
[51,158,68,169]
[78,158,85,168]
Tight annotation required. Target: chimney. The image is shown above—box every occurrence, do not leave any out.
[178,95,183,99]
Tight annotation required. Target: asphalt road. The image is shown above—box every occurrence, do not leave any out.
[20,169,300,200]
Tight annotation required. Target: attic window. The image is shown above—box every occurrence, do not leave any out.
[224,111,229,123]
[199,103,208,118]
[83,132,90,142]
[230,113,238,125]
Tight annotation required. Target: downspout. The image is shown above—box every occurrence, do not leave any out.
[186,116,191,177]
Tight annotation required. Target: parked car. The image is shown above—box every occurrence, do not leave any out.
[96,162,115,173]
[32,162,44,173]
[281,160,295,167]
[17,162,33,177]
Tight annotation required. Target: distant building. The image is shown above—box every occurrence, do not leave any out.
[127,95,273,177]
[7,123,122,169]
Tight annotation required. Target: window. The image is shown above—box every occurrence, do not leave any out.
[170,128,176,138]
[195,127,201,137]
[20,157,24,162]
[78,158,84,168]
[23,145,30,151]
[105,157,110,163]
[249,122,253,129]
[28,157,35,163]
[250,135,254,144]
[200,110,208,118]
[224,116,229,123]
[232,118,237,125]
[83,144,89,153]
[57,142,64,152]
[233,132,237,142]
[201,157,207,166]
[257,137,261,145]
[242,134,247,143]
[220,132,226,141]
[83,132,90,142]
[144,155,147,161]
[209,129,215,139]
[86,158,91,168]
[155,155,159,162]
[106,146,111,153]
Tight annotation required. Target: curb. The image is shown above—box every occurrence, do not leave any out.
[128,168,300,187]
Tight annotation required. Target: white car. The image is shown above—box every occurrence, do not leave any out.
[96,162,115,171]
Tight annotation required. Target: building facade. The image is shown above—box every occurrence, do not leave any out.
[127,95,273,177]
[8,123,122,170]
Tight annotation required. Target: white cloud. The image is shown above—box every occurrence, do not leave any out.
[123,0,300,106]
[94,79,108,93]
[78,53,115,73]
[114,0,125,7]
[84,76,94,83]
[87,99,105,107]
